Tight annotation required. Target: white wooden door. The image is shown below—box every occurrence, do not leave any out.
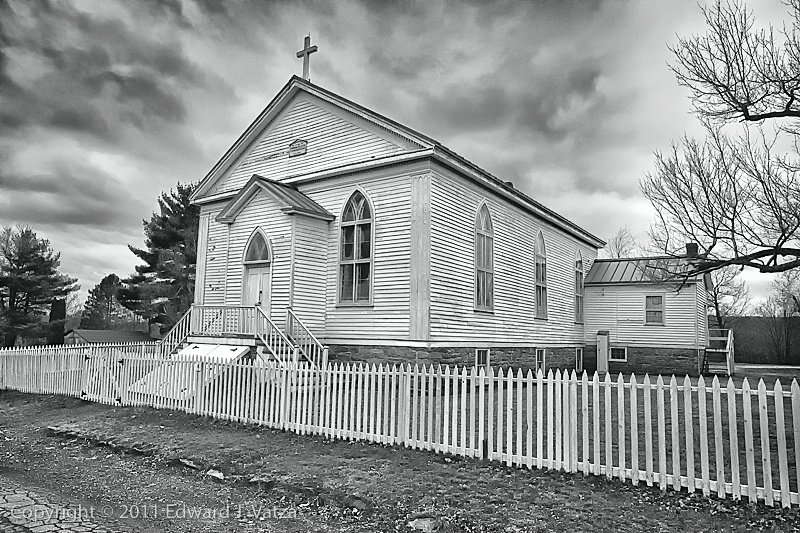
[243,266,271,312]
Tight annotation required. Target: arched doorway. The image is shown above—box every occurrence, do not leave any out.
[242,230,272,314]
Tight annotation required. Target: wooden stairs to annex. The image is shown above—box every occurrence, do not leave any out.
[702,328,734,377]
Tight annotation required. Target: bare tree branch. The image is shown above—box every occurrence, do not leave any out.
[709,266,751,328]
[671,0,800,125]
[641,123,800,275]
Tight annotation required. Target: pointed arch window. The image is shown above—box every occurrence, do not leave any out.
[575,252,584,323]
[475,203,494,311]
[535,232,547,319]
[244,231,271,265]
[339,190,373,304]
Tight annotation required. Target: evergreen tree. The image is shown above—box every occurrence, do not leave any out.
[0,225,78,346]
[118,183,199,334]
[80,274,122,329]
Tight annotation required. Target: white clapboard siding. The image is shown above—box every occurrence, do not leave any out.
[223,192,293,324]
[429,169,597,344]
[583,283,702,348]
[209,93,417,197]
[194,213,211,304]
[299,170,416,341]
[3,346,800,508]
[199,203,229,306]
[291,215,329,334]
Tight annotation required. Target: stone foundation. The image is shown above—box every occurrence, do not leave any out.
[582,345,701,377]
[327,344,583,375]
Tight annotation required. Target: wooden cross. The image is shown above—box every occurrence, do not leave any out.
[296,34,318,81]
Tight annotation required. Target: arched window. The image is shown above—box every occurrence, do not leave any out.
[475,203,494,311]
[535,232,547,319]
[339,190,373,303]
[575,252,584,323]
[244,230,270,265]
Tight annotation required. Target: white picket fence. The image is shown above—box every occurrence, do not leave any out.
[1,345,799,508]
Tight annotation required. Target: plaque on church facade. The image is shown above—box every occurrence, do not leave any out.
[288,139,308,157]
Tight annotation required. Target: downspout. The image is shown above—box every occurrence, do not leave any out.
[224,224,231,304]
[289,216,296,311]
[695,283,700,373]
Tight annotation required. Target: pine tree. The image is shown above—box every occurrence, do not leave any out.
[80,274,122,329]
[118,183,199,334]
[0,225,78,346]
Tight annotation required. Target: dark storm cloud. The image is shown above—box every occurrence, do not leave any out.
[91,71,187,122]
[366,49,442,81]
[0,0,227,142]
[419,63,603,141]
[48,108,112,138]
[421,85,510,131]
[136,0,232,27]
[0,163,146,229]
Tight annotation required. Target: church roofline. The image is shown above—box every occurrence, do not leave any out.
[191,76,435,202]
[277,148,605,248]
[192,75,605,248]
[428,148,606,248]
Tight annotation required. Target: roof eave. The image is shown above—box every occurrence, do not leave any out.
[585,279,700,287]
[430,149,606,249]
[280,206,335,221]
[282,149,434,186]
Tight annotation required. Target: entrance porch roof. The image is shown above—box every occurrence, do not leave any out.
[216,174,335,224]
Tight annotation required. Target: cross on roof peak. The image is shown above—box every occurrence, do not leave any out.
[296,34,318,82]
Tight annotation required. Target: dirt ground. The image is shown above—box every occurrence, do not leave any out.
[1,390,799,532]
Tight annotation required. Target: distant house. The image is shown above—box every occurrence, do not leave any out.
[583,257,712,376]
[64,329,155,345]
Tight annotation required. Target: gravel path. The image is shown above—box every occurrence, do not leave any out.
[0,476,114,533]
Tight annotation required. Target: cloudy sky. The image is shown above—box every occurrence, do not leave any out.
[0,0,789,304]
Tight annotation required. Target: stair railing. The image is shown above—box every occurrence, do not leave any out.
[157,306,194,358]
[190,305,230,336]
[703,328,734,376]
[726,329,735,376]
[255,306,301,364]
[286,308,327,369]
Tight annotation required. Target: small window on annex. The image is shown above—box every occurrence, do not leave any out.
[645,295,664,325]
[475,203,494,311]
[339,190,373,304]
[244,231,270,264]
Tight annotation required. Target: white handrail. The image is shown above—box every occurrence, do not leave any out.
[727,329,735,376]
[157,306,194,358]
[286,308,326,368]
[255,307,300,364]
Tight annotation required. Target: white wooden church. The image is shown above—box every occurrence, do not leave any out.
[180,40,724,377]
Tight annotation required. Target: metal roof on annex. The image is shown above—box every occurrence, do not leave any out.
[585,257,700,285]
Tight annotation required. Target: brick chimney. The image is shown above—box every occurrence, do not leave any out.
[685,242,699,257]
